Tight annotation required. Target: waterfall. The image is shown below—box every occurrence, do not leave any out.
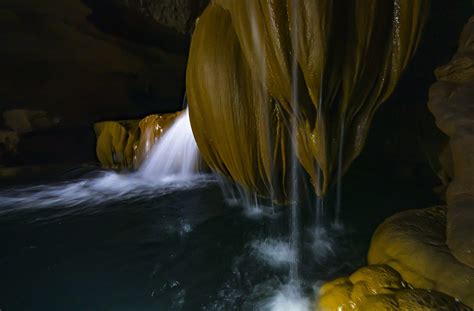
[334,121,345,227]
[139,108,199,182]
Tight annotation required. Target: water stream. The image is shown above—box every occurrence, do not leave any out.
[139,108,199,182]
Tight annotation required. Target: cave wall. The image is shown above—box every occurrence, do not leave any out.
[0,0,198,168]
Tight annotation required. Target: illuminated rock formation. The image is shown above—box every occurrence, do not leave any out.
[134,112,182,167]
[320,14,474,310]
[368,206,474,307]
[94,120,140,169]
[187,0,429,197]
[94,112,181,169]
[318,265,471,311]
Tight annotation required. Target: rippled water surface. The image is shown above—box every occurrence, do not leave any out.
[0,164,437,310]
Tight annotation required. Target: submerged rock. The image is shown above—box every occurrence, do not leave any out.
[317,264,471,311]
[187,0,429,198]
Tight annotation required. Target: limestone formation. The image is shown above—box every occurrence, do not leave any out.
[134,112,182,167]
[317,265,471,311]
[187,0,429,198]
[428,16,474,268]
[94,112,181,169]
[317,12,474,311]
[94,120,140,169]
[368,206,474,307]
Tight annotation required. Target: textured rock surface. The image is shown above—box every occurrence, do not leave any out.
[187,1,429,198]
[3,110,59,134]
[368,206,474,308]
[318,264,471,311]
[94,120,140,169]
[428,16,474,268]
[123,0,208,34]
[94,112,181,169]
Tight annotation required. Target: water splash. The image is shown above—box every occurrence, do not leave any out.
[139,108,199,182]
[252,239,296,268]
[261,283,311,311]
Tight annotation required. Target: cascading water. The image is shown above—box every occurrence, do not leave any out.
[289,0,302,287]
[139,108,199,182]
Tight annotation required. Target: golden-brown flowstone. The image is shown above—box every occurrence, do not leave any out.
[187,0,429,198]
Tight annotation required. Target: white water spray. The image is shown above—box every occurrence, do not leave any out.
[139,108,199,182]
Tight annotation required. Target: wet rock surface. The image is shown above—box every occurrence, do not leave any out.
[94,112,181,169]
[318,264,471,311]
[368,206,474,308]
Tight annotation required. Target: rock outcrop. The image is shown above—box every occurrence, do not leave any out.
[318,265,471,311]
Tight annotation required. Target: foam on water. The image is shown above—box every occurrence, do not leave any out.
[252,239,296,268]
[260,283,311,311]
[0,172,212,214]
[310,226,337,262]
[0,108,205,215]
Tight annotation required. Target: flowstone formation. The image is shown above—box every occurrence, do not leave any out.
[318,265,471,311]
[186,0,429,198]
[318,14,474,310]
[94,112,181,169]
[368,207,474,307]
